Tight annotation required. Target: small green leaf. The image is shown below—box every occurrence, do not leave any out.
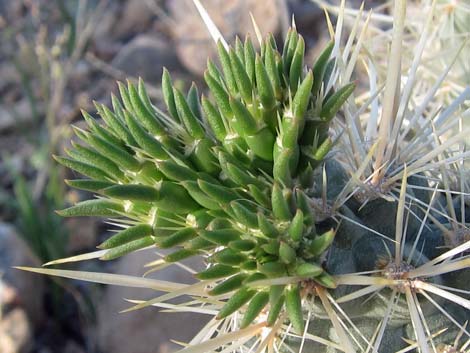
[102,184,160,202]
[320,82,355,122]
[81,110,123,147]
[96,104,136,146]
[186,236,214,250]
[111,93,126,122]
[117,81,134,114]
[128,81,165,135]
[230,201,258,228]
[164,249,200,262]
[124,110,169,160]
[204,71,232,118]
[313,136,333,161]
[258,261,286,277]
[273,147,294,187]
[155,228,197,248]
[99,224,153,249]
[201,96,227,142]
[289,36,305,92]
[198,179,238,205]
[154,181,200,213]
[54,155,109,181]
[229,97,258,136]
[279,242,296,264]
[248,184,270,209]
[240,260,257,271]
[187,82,202,120]
[162,68,180,121]
[288,209,304,242]
[312,40,334,96]
[314,272,337,289]
[308,229,335,257]
[200,228,241,245]
[217,41,238,96]
[181,181,221,210]
[190,138,219,175]
[257,212,279,238]
[207,58,223,83]
[57,199,124,217]
[267,294,285,326]
[234,36,245,65]
[295,189,315,227]
[216,287,256,319]
[271,183,292,221]
[209,273,247,295]
[158,160,198,182]
[296,262,323,277]
[283,29,298,74]
[261,240,280,255]
[265,44,282,100]
[137,77,154,113]
[269,284,284,307]
[174,88,205,139]
[65,179,114,192]
[228,239,256,252]
[196,264,239,280]
[255,54,275,110]
[244,127,275,161]
[101,236,154,260]
[286,284,304,334]
[210,248,247,266]
[87,134,140,172]
[292,70,314,120]
[244,35,256,83]
[68,142,124,180]
[243,272,267,284]
[229,48,252,103]
[240,291,269,328]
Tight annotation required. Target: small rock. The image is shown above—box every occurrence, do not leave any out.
[113,0,154,40]
[0,308,33,353]
[64,340,86,353]
[93,2,120,42]
[1,223,45,325]
[111,34,181,82]
[0,99,37,133]
[168,0,280,75]
[97,249,208,353]
[288,0,324,35]
[0,63,18,96]
[66,217,98,253]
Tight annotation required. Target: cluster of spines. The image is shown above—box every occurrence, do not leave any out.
[55,29,355,332]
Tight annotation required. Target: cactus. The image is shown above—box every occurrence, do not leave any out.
[59,27,355,334]
[17,1,470,352]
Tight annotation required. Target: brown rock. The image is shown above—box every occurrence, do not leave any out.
[97,249,208,353]
[66,217,98,253]
[111,34,181,82]
[0,99,39,133]
[168,0,280,75]
[0,308,33,353]
[64,340,86,353]
[0,223,45,325]
[114,0,154,39]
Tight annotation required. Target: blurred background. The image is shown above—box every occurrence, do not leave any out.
[0,0,399,352]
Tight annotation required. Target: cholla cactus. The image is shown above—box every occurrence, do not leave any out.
[18,1,470,352]
[56,23,355,337]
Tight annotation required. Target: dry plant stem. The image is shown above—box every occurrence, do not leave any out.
[372,0,406,186]
[33,0,108,200]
